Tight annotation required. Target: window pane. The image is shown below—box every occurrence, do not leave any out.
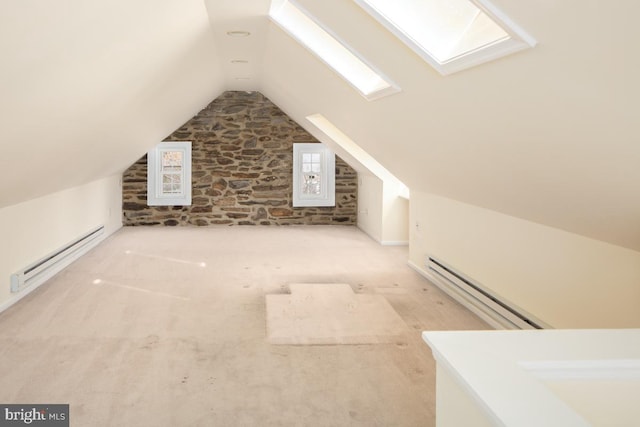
[302,172,322,195]
[358,0,509,63]
[161,173,182,195]
[171,175,182,193]
[162,151,183,172]
[270,0,396,98]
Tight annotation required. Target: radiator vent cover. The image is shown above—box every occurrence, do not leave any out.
[10,225,105,293]
[426,256,547,330]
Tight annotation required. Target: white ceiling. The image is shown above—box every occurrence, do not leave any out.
[1,0,639,251]
[0,0,224,207]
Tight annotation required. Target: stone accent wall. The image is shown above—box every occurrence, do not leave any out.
[122,91,357,226]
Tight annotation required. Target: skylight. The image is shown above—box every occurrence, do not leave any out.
[269,0,399,100]
[353,0,536,75]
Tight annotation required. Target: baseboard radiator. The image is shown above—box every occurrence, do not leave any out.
[10,225,105,293]
[426,256,546,330]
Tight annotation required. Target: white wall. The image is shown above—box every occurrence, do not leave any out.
[381,181,409,245]
[262,1,640,253]
[434,364,494,427]
[357,174,409,245]
[410,191,640,328]
[357,173,383,243]
[0,175,122,309]
[302,114,408,245]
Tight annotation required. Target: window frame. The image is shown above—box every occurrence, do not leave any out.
[269,0,400,101]
[147,141,192,206]
[352,0,537,75]
[292,143,336,207]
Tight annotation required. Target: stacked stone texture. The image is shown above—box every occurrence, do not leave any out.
[122,91,357,226]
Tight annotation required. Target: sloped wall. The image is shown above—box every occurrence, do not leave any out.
[409,191,640,328]
[0,175,122,312]
[122,91,357,226]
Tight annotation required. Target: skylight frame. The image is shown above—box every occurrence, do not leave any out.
[269,0,400,101]
[352,0,537,75]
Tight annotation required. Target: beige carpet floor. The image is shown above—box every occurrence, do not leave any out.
[0,226,488,426]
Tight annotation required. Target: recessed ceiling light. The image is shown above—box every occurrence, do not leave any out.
[226,30,251,37]
[230,59,249,64]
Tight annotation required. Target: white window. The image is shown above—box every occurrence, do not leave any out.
[269,0,399,101]
[353,0,537,75]
[293,143,335,207]
[147,141,192,206]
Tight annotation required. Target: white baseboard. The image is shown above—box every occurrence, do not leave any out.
[381,240,409,246]
[356,225,381,244]
[357,225,408,246]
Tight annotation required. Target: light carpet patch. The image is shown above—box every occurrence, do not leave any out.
[266,283,408,345]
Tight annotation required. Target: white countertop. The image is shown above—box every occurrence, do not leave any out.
[423,329,640,427]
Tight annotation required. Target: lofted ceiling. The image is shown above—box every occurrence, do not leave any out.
[1,0,639,251]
